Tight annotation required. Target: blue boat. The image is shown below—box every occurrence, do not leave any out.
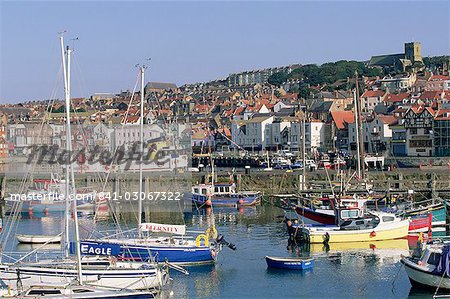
[191,183,261,207]
[78,239,218,265]
[265,256,313,270]
[79,233,237,266]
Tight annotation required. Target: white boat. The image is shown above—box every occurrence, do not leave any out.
[16,234,62,244]
[401,241,450,290]
[0,278,155,298]
[0,261,167,292]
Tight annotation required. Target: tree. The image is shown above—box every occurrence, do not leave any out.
[268,72,288,87]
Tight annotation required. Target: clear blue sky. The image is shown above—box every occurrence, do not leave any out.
[1,1,449,103]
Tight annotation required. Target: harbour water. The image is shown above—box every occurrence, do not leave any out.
[3,206,444,299]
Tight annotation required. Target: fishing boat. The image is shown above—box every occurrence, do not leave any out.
[308,238,409,254]
[401,241,450,290]
[301,211,409,244]
[16,234,62,244]
[293,196,367,225]
[191,183,261,207]
[401,201,447,232]
[265,256,313,270]
[293,196,432,233]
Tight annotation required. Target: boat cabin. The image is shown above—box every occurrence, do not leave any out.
[192,184,236,196]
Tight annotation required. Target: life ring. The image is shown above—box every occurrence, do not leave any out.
[205,226,218,239]
[195,234,209,247]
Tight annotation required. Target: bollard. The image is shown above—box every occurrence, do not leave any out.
[245,165,250,175]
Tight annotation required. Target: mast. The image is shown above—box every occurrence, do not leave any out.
[61,38,83,284]
[138,66,145,237]
[301,105,307,191]
[353,90,361,179]
[60,35,70,259]
[355,71,365,180]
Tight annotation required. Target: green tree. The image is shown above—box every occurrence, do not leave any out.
[268,72,289,87]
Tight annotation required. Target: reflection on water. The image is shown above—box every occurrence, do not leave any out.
[1,205,445,298]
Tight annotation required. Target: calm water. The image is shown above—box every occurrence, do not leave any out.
[3,206,444,299]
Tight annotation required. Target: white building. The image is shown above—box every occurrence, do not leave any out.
[231,115,274,150]
[289,121,326,153]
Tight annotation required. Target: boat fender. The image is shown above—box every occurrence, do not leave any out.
[196,234,209,247]
[370,231,376,238]
[206,226,218,239]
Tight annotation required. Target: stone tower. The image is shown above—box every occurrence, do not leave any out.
[405,42,422,64]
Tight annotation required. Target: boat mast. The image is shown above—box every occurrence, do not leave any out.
[60,35,70,259]
[355,71,365,180]
[138,65,145,237]
[61,37,83,284]
[302,105,307,191]
[353,90,361,180]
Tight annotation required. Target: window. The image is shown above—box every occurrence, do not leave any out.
[382,216,395,222]
[427,252,441,266]
[27,290,62,295]
[410,128,417,135]
[341,210,359,219]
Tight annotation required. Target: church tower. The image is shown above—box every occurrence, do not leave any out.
[405,42,422,64]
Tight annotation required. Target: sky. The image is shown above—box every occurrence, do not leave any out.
[0,1,449,103]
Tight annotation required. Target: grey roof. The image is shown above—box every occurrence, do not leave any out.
[309,101,333,113]
[368,54,404,66]
[374,103,395,115]
[0,107,31,115]
[146,82,177,90]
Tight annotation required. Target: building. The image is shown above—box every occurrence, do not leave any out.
[289,120,326,154]
[227,64,301,88]
[231,115,274,150]
[347,115,395,154]
[330,111,355,151]
[425,75,450,91]
[379,73,417,93]
[433,109,450,156]
[403,106,435,157]
[361,90,387,112]
[368,42,422,72]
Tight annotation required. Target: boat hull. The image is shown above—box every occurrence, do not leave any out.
[308,220,409,243]
[16,234,62,244]
[192,193,260,207]
[80,240,216,265]
[294,206,336,225]
[401,257,450,290]
[0,264,167,291]
[404,203,447,229]
[265,256,313,270]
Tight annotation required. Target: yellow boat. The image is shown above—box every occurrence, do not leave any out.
[307,212,410,243]
[309,238,409,253]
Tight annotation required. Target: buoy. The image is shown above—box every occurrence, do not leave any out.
[370,231,376,238]
[238,199,244,205]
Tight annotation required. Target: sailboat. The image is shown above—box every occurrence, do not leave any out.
[79,64,236,265]
[0,34,168,296]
